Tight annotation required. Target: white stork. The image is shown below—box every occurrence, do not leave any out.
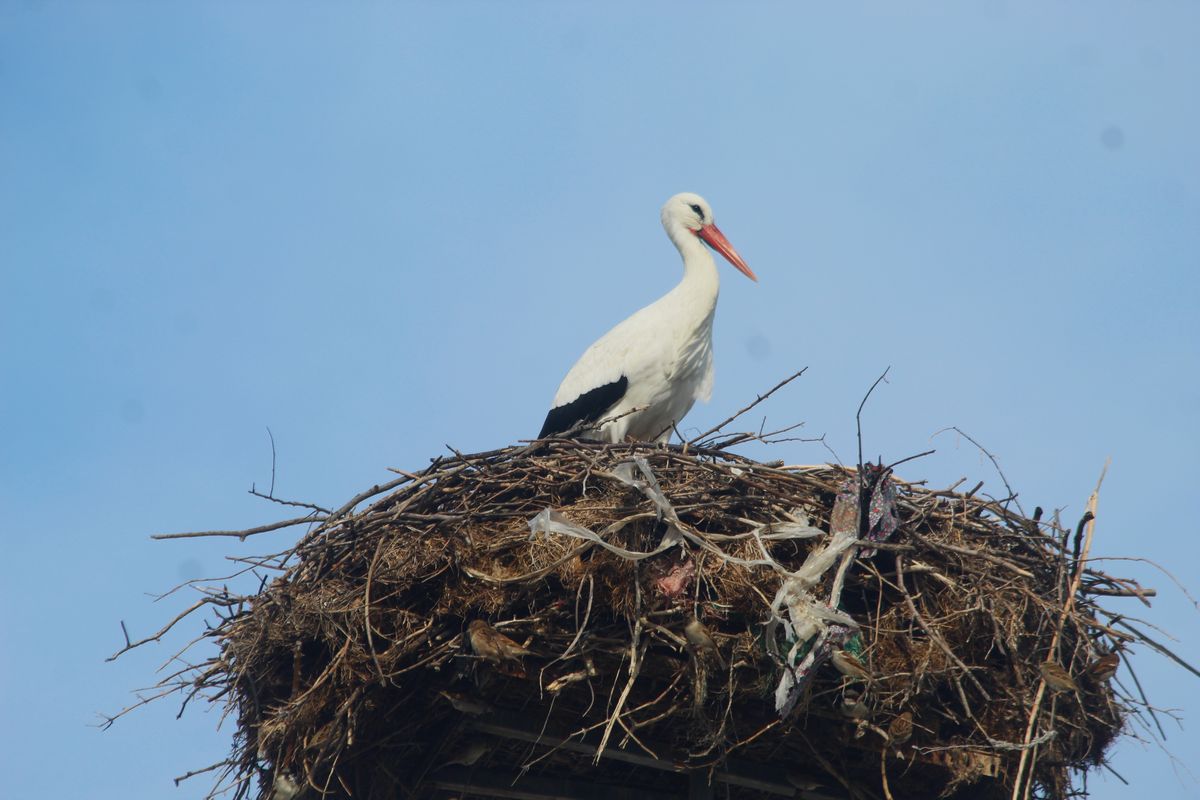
[538,192,757,442]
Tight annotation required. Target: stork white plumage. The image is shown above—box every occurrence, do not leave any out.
[538,193,757,443]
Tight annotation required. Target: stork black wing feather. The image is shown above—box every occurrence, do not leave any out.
[538,376,629,438]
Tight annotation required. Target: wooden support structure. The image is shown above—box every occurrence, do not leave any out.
[429,766,677,800]
[688,770,714,800]
[449,712,847,800]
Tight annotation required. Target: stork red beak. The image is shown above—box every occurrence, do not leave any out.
[696,224,757,282]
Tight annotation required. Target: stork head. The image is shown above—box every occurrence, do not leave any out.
[661,192,757,281]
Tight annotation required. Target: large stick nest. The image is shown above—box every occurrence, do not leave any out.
[124,439,1162,800]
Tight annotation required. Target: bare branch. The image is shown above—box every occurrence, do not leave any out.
[152,515,323,541]
[688,368,807,445]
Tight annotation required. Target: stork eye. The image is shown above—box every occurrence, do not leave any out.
[689,203,705,221]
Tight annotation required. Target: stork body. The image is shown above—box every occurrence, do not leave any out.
[538,193,756,443]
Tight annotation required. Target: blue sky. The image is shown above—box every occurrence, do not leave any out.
[2,3,1197,798]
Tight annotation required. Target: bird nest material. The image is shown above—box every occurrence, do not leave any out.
[114,438,1176,800]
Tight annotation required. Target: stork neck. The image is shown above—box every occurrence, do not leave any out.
[666,221,720,305]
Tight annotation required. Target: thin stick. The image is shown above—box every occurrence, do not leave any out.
[267,425,276,496]
[688,368,807,444]
[909,532,1035,578]
[1110,619,1200,680]
[152,515,322,541]
[596,581,646,762]
[171,759,233,787]
[247,488,331,515]
[856,367,891,473]
[1081,586,1157,599]
[363,538,387,683]
[895,555,987,713]
[934,426,1025,516]
[886,449,936,472]
[106,598,219,661]
[1120,647,1168,739]
[1010,459,1108,800]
